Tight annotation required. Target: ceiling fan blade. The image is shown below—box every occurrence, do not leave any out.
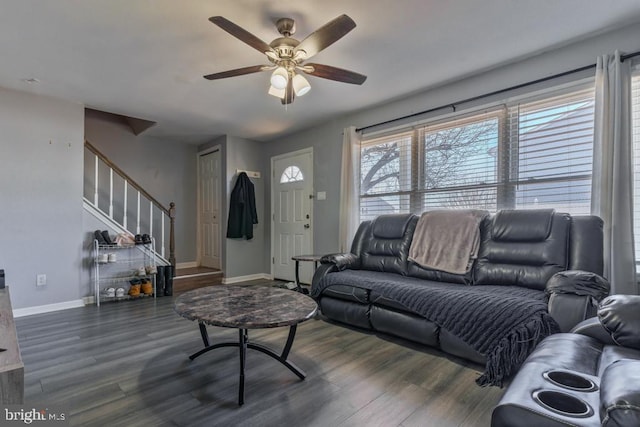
[304,63,367,85]
[203,65,267,80]
[293,14,356,60]
[209,16,274,55]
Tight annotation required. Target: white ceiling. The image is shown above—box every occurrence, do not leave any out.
[1,1,640,144]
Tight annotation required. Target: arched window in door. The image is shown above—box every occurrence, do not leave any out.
[280,165,304,183]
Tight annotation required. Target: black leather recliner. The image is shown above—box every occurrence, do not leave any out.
[492,294,640,427]
[312,210,608,372]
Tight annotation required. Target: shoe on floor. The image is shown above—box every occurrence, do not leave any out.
[140,279,153,295]
[128,282,141,297]
[102,287,115,298]
[115,287,125,298]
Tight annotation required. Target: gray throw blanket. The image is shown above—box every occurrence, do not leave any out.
[408,210,489,274]
[313,270,560,387]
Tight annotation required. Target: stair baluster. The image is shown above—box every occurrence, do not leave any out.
[84,140,175,267]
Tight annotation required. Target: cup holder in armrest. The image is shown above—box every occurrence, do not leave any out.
[543,370,598,392]
[532,390,594,418]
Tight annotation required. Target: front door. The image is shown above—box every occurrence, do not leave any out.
[199,150,221,269]
[272,149,313,283]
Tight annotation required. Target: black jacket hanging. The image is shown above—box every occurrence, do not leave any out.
[226,172,258,239]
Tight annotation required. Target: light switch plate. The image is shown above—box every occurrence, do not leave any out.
[317,191,326,200]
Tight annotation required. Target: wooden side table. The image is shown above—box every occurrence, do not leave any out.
[0,287,24,404]
[291,254,323,293]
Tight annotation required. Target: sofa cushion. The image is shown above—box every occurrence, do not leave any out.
[492,209,554,242]
[371,214,414,239]
[473,211,571,290]
[321,284,369,304]
[360,214,417,275]
[569,215,604,274]
[406,261,470,284]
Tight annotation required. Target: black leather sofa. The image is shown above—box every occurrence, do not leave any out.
[492,294,640,427]
[311,209,609,386]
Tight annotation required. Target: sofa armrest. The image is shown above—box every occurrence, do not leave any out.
[310,253,360,299]
[597,294,640,350]
[545,270,610,332]
[600,360,640,426]
[570,317,618,345]
[311,263,336,294]
[320,252,360,270]
[570,295,640,350]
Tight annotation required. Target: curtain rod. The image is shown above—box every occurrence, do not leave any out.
[356,49,640,133]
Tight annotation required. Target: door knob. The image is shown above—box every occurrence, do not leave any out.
[304,224,310,229]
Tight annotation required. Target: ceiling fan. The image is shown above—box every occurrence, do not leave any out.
[204,14,367,105]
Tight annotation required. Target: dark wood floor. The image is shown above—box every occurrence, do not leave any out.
[16,280,504,426]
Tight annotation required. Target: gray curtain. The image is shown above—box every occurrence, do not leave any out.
[591,50,638,294]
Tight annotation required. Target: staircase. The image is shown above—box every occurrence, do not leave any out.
[83,140,175,268]
[174,267,223,294]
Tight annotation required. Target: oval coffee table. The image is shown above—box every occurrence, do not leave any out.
[174,285,318,405]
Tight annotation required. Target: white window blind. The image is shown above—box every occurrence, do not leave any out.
[359,84,595,222]
[419,110,502,211]
[360,131,412,221]
[632,72,640,261]
[510,88,594,214]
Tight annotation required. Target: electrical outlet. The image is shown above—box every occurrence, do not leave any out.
[36,274,47,287]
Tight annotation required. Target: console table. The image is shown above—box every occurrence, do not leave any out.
[174,285,317,405]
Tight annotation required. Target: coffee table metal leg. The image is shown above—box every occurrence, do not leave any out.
[246,325,305,380]
[281,324,297,359]
[188,325,305,404]
[238,328,247,405]
[198,322,210,347]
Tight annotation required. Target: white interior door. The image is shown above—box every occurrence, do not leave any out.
[199,150,221,269]
[272,149,313,283]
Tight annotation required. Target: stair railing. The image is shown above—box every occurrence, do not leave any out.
[84,141,176,266]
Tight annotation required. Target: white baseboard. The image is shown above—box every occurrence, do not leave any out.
[13,299,86,318]
[222,273,272,284]
[176,261,198,269]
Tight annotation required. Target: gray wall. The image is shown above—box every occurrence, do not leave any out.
[84,109,198,263]
[0,87,85,309]
[262,21,640,259]
[198,135,267,279]
[3,21,640,309]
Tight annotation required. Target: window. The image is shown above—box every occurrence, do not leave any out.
[359,85,595,221]
[280,165,304,183]
[360,131,412,221]
[511,90,594,214]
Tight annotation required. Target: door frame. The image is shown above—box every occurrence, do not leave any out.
[270,147,314,280]
[196,145,222,269]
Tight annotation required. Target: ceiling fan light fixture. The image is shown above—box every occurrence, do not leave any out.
[268,84,286,99]
[292,73,311,96]
[270,67,289,90]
